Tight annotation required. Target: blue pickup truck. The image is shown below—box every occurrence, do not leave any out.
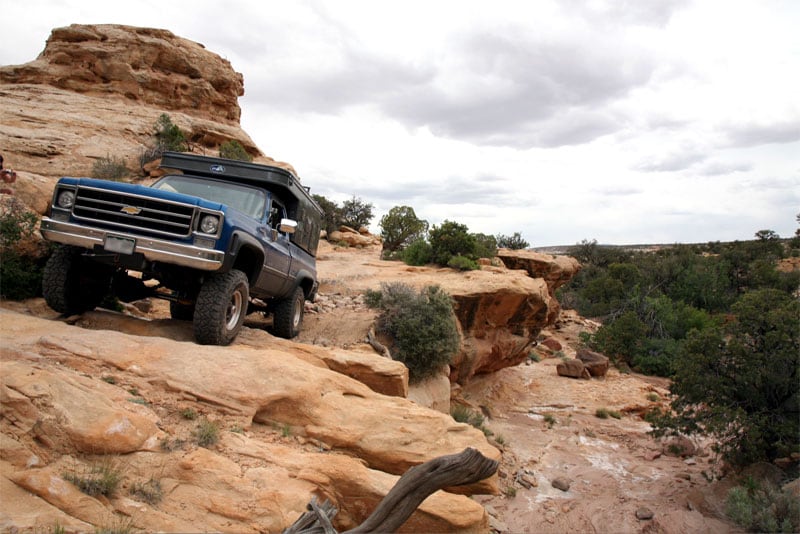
[40,152,323,345]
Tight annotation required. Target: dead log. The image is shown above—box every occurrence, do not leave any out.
[366,326,391,359]
[284,447,498,534]
[284,497,338,534]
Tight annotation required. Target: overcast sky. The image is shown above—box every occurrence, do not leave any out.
[3,0,799,246]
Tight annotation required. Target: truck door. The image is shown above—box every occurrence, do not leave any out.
[257,197,293,296]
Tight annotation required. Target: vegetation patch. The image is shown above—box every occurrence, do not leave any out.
[63,458,123,497]
[130,477,163,505]
[595,408,622,420]
[91,154,129,181]
[193,417,220,447]
[0,197,45,300]
[365,282,460,383]
[725,477,799,533]
[451,405,492,437]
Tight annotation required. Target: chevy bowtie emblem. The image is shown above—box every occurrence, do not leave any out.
[120,206,142,215]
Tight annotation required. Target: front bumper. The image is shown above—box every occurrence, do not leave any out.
[40,218,224,271]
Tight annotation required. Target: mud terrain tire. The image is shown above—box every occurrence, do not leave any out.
[193,269,249,345]
[42,246,110,315]
[273,285,305,339]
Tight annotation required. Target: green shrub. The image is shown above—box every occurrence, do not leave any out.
[180,408,198,420]
[312,194,342,235]
[194,417,219,447]
[340,195,374,229]
[91,154,129,180]
[154,113,188,152]
[367,283,459,383]
[218,140,253,162]
[447,254,479,271]
[0,198,45,300]
[140,114,188,169]
[726,477,799,533]
[401,238,433,266]
[595,408,622,419]
[496,232,530,250]
[428,220,476,266]
[379,205,429,258]
[472,233,498,259]
[653,289,800,465]
[543,414,557,427]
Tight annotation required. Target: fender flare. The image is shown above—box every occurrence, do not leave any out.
[223,231,265,284]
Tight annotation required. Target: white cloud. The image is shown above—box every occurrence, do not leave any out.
[2,0,799,245]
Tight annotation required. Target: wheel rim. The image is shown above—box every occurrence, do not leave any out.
[225,287,244,330]
[292,298,302,328]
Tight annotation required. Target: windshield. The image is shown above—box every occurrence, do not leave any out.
[152,175,267,220]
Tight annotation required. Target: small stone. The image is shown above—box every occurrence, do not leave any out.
[551,477,571,492]
[644,450,662,461]
[635,507,654,520]
[684,457,697,465]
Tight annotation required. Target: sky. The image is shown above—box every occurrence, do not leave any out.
[3,0,799,246]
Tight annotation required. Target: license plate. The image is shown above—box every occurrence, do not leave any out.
[104,235,135,255]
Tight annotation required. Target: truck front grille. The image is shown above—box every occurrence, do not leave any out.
[71,186,195,238]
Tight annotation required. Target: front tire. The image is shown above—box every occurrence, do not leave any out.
[273,286,305,339]
[193,270,249,345]
[42,246,110,315]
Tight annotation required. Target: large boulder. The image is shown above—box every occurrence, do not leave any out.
[556,358,591,380]
[576,348,610,377]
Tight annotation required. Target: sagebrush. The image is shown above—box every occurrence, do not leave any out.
[366,283,459,383]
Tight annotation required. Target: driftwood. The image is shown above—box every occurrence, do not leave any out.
[366,326,391,359]
[284,447,498,534]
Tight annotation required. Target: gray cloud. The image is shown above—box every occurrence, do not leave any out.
[381,30,654,147]
[234,4,660,150]
[561,0,691,28]
[723,120,800,147]
[634,148,707,172]
[697,161,753,176]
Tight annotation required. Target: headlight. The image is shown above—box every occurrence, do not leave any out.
[56,190,76,209]
[199,214,220,234]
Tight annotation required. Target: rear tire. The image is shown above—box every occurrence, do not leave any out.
[273,286,305,339]
[193,270,249,345]
[42,246,110,314]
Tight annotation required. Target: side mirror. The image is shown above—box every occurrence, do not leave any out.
[279,218,298,234]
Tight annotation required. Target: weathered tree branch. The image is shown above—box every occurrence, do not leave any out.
[283,496,338,534]
[283,447,498,533]
[366,326,391,359]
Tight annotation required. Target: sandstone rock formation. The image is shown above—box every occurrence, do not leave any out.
[309,246,574,385]
[0,24,298,181]
[496,249,581,297]
[0,308,496,532]
[5,24,243,122]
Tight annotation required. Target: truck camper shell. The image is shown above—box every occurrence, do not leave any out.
[159,152,323,256]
